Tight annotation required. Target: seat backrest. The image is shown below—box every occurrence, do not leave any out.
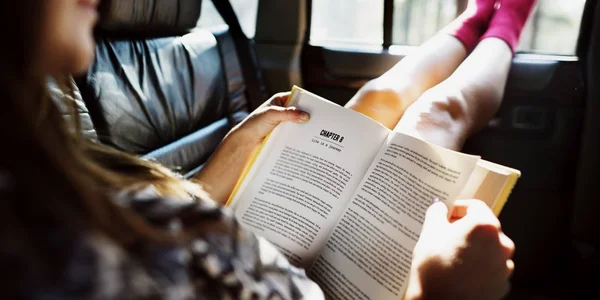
[74,0,251,176]
[49,78,98,141]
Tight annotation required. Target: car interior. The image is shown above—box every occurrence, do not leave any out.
[57,0,599,298]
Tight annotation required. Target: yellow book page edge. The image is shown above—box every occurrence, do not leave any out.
[491,171,520,216]
[225,87,301,206]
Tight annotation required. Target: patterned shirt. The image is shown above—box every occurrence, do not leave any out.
[2,180,324,300]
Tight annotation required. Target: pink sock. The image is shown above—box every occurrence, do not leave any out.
[444,0,497,53]
[480,0,538,53]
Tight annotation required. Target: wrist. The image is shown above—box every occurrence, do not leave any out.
[223,127,262,152]
[404,272,424,300]
[203,129,258,173]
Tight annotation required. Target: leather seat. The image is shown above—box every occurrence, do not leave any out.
[71,0,252,177]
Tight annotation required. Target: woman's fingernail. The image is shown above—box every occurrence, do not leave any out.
[432,198,440,205]
[299,112,310,122]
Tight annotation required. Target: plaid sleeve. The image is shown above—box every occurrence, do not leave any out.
[118,185,324,300]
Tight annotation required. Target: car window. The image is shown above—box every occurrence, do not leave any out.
[311,0,384,46]
[196,0,258,38]
[311,0,586,55]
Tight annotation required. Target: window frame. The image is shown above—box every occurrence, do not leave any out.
[306,0,585,57]
[383,0,394,48]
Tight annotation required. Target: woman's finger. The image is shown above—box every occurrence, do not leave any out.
[452,199,501,230]
[264,92,291,107]
[421,200,450,234]
[260,106,309,125]
[450,200,469,219]
[499,232,515,259]
[489,281,511,300]
[243,106,310,138]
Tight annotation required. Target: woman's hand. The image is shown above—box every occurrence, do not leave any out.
[228,92,310,146]
[194,92,310,204]
[405,199,515,300]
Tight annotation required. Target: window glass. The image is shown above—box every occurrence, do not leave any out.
[392,0,457,46]
[310,0,384,46]
[310,0,586,55]
[196,0,258,38]
[518,0,586,55]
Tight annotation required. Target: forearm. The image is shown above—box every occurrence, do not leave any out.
[193,92,309,205]
[404,273,424,300]
[193,131,257,205]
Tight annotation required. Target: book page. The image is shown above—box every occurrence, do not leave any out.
[310,132,480,300]
[230,88,391,268]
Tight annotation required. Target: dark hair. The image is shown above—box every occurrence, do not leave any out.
[0,0,208,281]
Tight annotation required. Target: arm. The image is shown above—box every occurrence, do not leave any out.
[118,185,324,299]
[181,201,324,299]
[193,93,310,205]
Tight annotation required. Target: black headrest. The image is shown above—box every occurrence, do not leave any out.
[97,0,202,36]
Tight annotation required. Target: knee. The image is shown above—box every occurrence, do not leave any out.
[355,88,404,112]
[347,82,406,129]
[408,89,470,129]
[396,90,470,150]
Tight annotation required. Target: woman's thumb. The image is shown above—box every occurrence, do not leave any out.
[422,199,449,232]
[264,106,309,124]
[244,106,309,139]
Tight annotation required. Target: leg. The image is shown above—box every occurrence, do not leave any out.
[346,0,497,129]
[394,0,537,151]
[394,38,512,151]
[345,35,467,129]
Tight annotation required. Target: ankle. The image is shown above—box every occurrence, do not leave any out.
[445,0,497,53]
[481,0,538,53]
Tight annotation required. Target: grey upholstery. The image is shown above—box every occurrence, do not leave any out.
[71,0,252,176]
[79,31,229,154]
[97,0,202,35]
[213,27,251,124]
[49,78,98,141]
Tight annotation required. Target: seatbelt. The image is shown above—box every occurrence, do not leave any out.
[211,0,267,110]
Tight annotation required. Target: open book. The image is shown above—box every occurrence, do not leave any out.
[227,86,520,300]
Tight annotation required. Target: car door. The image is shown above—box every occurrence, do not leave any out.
[300,0,589,298]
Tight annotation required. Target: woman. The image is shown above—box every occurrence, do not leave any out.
[0,0,517,299]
